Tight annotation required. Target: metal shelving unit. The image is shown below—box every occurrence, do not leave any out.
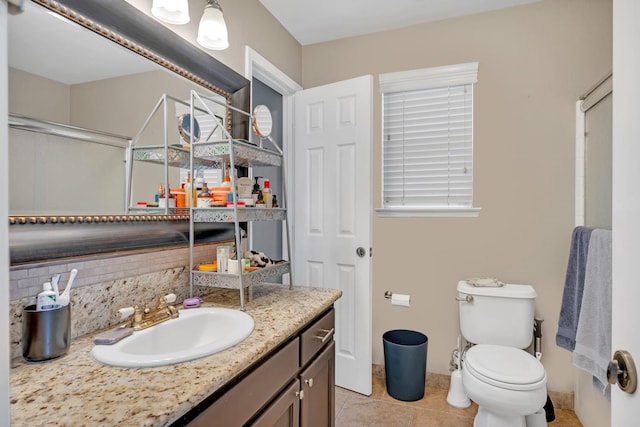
[126,91,292,310]
[188,90,292,310]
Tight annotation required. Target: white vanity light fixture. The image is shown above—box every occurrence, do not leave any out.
[151,0,190,25]
[197,0,229,50]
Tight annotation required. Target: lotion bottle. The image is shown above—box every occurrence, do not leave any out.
[263,179,272,208]
[184,172,193,208]
[36,282,59,311]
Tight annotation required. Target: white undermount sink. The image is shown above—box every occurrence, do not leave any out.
[91,307,254,368]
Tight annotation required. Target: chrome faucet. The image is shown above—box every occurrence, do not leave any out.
[117,293,179,331]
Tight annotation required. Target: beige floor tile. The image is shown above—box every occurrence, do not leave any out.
[412,388,478,417]
[412,408,475,427]
[553,409,584,426]
[336,396,416,426]
[335,387,350,418]
[370,376,388,399]
[379,382,478,418]
[336,381,582,427]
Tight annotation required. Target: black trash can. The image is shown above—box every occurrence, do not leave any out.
[383,329,428,401]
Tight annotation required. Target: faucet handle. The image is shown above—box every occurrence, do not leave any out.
[117,307,135,320]
[163,293,177,304]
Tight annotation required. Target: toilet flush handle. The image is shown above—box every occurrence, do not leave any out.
[456,295,473,303]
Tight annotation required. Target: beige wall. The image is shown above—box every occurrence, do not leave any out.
[9,69,69,122]
[71,69,227,205]
[301,0,612,394]
[8,68,216,213]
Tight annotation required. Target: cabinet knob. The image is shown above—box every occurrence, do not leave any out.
[305,378,314,388]
[295,390,305,400]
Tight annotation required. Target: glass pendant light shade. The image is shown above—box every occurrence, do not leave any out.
[151,0,190,25]
[197,0,229,50]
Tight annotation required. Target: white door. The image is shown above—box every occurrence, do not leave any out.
[611,0,640,424]
[293,75,372,395]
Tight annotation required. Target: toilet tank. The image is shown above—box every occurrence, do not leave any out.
[457,281,536,349]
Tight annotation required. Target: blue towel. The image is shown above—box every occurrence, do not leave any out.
[572,229,612,395]
[556,226,593,351]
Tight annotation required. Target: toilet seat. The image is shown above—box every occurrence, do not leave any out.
[464,344,546,391]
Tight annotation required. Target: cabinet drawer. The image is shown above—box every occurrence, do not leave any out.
[300,308,335,367]
[189,338,300,427]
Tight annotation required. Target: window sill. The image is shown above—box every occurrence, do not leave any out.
[375,207,482,218]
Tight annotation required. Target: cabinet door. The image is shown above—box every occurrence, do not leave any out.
[187,339,299,426]
[251,380,300,427]
[300,341,335,427]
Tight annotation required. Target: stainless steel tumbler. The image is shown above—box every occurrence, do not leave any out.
[22,304,71,362]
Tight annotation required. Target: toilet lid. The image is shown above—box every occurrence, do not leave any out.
[465,344,546,391]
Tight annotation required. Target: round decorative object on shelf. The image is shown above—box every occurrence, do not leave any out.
[178,113,201,144]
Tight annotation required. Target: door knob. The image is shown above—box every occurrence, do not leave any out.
[607,350,637,394]
[356,247,366,258]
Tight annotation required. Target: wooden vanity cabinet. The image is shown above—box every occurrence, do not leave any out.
[253,341,335,427]
[183,307,335,427]
[298,341,335,426]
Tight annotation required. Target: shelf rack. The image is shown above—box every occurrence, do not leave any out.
[125,91,292,310]
[189,90,292,310]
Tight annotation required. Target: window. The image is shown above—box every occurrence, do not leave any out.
[377,62,480,217]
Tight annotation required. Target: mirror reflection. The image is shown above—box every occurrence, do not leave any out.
[252,105,273,139]
[8,2,226,215]
[178,114,201,145]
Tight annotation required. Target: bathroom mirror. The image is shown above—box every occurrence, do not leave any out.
[7,0,250,263]
[8,0,250,216]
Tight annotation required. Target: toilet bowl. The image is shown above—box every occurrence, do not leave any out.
[462,344,547,427]
[455,280,548,426]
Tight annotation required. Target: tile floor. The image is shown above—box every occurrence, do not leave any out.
[335,376,583,426]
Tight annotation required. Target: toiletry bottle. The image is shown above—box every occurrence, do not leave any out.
[252,177,261,204]
[197,182,212,208]
[36,282,59,311]
[222,165,232,188]
[256,190,265,206]
[263,179,272,208]
[184,172,193,208]
[195,170,204,195]
[272,194,278,208]
[159,191,176,208]
[155,183,164,203]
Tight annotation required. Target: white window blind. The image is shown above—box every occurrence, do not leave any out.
[379,62,479,215]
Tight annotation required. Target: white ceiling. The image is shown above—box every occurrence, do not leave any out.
[8,1,543,85]
[8,3,158,85]
[259,0,542,45]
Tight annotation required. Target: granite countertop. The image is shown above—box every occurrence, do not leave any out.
[10,285,342,427]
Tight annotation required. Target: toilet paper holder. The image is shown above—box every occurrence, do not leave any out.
[385,291,411,307]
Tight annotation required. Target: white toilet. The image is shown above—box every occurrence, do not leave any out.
[457,280,548,427]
